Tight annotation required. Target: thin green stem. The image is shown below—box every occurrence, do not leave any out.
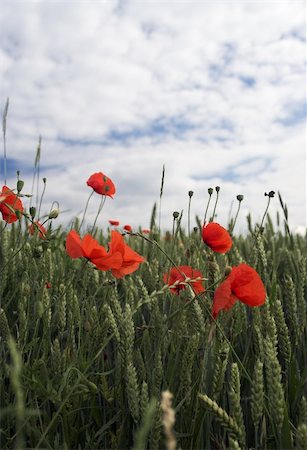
[210,189,219,222]
[188,195,192,238]
[158,164,165,233]
[260,196,271,230]
[203,191,213,225]
[79,190,94,231]
[91,195,106,234]
[38,179,47,220]
[231,200,242,234]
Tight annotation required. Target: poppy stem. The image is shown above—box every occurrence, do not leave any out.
[203,188,213,225]
[79,191,94,231]
[230,197,243,234]
[188,192,193,239]
[260,196,271,231]
[210,187,220,222]
[91,195,106,234]
[37,177,47,220]
[158,164,165,233]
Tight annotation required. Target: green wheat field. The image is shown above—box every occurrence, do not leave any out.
[0,106,307,450]
[1,198,307,450]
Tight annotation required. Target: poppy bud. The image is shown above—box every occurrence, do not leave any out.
[193,226,198,233]
[49,209,59,219]
[17,180,24,193]
[236,195,244,202]
[173,211,180,219]
[215,186,220,193]
[225,266,232,276]
[123,224,132,232]
[43,178,47,184]
[29,206,36,219]
[265,191,275,198]
[208,188,213,195]
[188,190,194,198]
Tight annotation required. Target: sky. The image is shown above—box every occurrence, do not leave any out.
[0,0,306,234]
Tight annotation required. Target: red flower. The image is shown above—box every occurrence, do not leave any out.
[0,185,24,223]
[142,229,151,234]
[109,220,120,226]
[163,265,205,295]
[202,222,232,254]
[28,221,47,239]
[123,224,132,232]
[212,263,266,319]
[87,172,115,198]
[66,230,122,270]
[108,230,144,278]
[45,281,52,289]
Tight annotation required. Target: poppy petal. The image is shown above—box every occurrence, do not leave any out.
[93,251,123,271]
[66,230,84,258]
[231,264,266,307]
[164,265,205,296]
[109,230,125,255]
[0,185,24,223]
[82,234,108,260]
[212,278,237,319]
[202,222,232,254]
[87,172,116,198]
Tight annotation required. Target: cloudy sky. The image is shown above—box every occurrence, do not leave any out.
[0,0,306,233]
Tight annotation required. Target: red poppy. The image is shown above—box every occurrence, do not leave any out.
[212,263,266,319]
[108,230,144,278]
[87,172,116,198]
[28,221,47,239]
[202,222,232,254]
[142,229,151,234]
[66,230,122,270]
[163,265,205,295]
[45,281,52,289]
[123,224,132,232]
[0,185,24,223]
[109,220,120,226]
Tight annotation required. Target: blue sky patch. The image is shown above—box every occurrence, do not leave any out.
[0,157,35,180]
[105,116,198,144]
[191,156,272,183]
[276,102,306,127]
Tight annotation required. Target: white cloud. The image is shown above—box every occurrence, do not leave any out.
[0,0,305,233]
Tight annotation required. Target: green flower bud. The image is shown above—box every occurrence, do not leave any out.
[236,195,244,202]
[49,209,59,219]
[17,180,24,193]
[29,206,36,219]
